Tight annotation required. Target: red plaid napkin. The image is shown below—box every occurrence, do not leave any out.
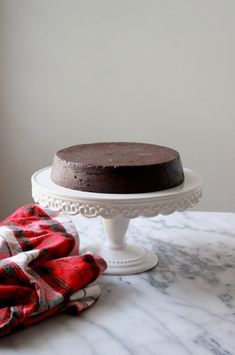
[0,204,106,336]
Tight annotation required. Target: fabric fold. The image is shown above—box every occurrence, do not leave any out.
[0,204,106,336]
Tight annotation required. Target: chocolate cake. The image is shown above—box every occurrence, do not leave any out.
[51,142,184,193]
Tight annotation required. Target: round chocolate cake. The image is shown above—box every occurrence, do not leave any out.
[51,142,184,193]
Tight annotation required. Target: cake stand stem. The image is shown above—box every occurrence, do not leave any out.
[87,215,158,275]
[102,216,129,250]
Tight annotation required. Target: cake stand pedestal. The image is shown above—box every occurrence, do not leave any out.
[32,167,202,275]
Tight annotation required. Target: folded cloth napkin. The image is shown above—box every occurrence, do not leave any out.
[0,204,106,336]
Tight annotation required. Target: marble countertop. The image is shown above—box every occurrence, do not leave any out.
[1,212,235,355]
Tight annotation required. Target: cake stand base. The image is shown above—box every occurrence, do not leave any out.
[81,215,158,274]
[82,244,158,275]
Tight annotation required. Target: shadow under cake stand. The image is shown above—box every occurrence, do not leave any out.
[31,167,202,275]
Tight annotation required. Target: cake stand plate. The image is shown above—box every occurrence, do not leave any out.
[31,167,202,275]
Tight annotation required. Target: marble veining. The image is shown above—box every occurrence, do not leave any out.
[0,212,235,355]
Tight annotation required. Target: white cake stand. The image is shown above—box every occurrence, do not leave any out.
[31,167,202,275]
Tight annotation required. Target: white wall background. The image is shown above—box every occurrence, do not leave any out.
[0,0,234,218]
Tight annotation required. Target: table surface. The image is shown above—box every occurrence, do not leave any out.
[1,212,235,355]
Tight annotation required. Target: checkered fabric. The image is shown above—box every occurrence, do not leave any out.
[0,204,106,336]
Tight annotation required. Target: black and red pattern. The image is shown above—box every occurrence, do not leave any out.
[0,204,106,336]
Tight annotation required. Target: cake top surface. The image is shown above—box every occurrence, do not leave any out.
[55,142,179,167]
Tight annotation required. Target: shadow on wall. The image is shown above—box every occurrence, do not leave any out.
[0,4,54,218]
[0,30,36,219]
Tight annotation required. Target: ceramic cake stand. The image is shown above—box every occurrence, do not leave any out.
[31,167,202,275]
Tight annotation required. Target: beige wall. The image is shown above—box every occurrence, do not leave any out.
[0,0,234,218]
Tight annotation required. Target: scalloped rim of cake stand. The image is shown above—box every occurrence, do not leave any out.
[31,167,202,219]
